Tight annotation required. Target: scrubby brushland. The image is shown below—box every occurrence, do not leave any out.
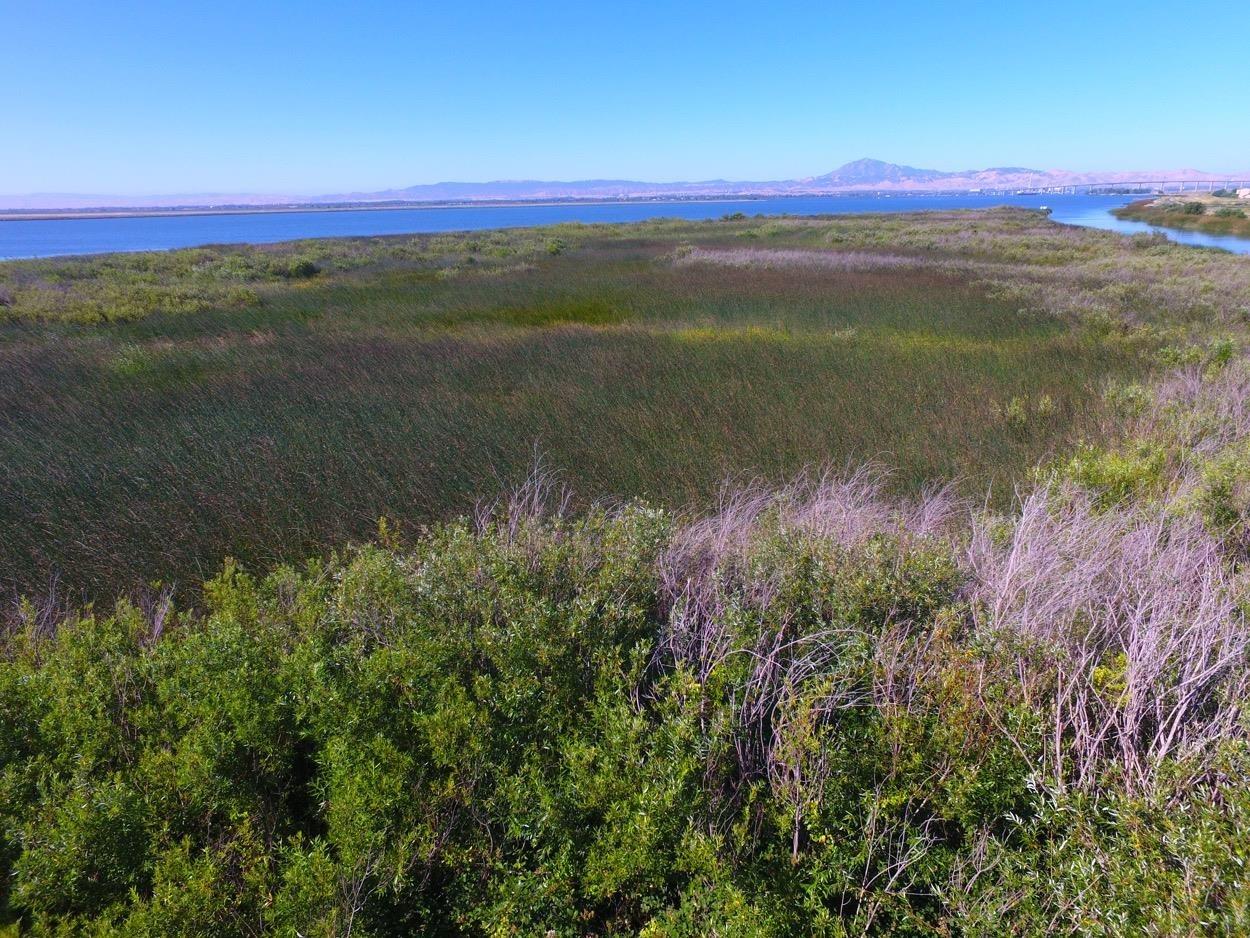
[5,432,1250,933]
[6,208,1247,596]
[1114,194,1250,236]
[4,209,1250,933]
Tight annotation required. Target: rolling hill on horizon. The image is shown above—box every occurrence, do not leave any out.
[4,158,1248,211]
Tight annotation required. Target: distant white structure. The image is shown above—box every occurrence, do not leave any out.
[1238,188,1250,199]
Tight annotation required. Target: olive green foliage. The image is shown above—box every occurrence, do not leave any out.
[0,229,567,324]
[1049,441,1167,506]
[4,500,1249,935]
[1197,442,1250,550]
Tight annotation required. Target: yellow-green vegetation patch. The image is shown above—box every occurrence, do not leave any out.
[1046,440,1169,507]
[669,324,810,343]
[466,297,628,329]
[108,342,223,385]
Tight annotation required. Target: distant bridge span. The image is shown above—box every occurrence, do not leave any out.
[997,179,1250,196]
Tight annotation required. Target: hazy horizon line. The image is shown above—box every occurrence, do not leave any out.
[7,157,1250,200]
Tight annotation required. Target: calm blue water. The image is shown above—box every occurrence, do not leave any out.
[2,193,1248,260]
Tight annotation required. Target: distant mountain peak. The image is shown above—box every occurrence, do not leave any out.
[816,158,952,185]
[842,157,929,173]
[814,159,1055,187]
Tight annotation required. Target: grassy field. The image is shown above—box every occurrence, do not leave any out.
[4,207,1246,597]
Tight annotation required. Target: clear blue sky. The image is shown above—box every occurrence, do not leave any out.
[4,0,1247,194]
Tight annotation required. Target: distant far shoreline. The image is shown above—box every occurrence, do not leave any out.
[0,189,1085,222]
[9,159,1250,220]
[0,194,813,222]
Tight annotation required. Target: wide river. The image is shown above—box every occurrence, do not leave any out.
[2,193,1248,260]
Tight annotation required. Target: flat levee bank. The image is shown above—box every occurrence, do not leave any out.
[1113,194,1250,237]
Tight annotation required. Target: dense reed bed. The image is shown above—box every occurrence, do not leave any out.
[3,208,1210,597]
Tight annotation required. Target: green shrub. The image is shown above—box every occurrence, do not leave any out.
[4,494,1250,933]
[948,777,1250,934]
[1103,379,1153,417]
[1050,441,1167,506]
[0,507,1006,933]
[272,256,320,279]
[1195,442,1250,549]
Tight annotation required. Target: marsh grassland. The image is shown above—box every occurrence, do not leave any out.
[0,209,1203,594]
[6,209,1250,934]
[1114,192,1250,236]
